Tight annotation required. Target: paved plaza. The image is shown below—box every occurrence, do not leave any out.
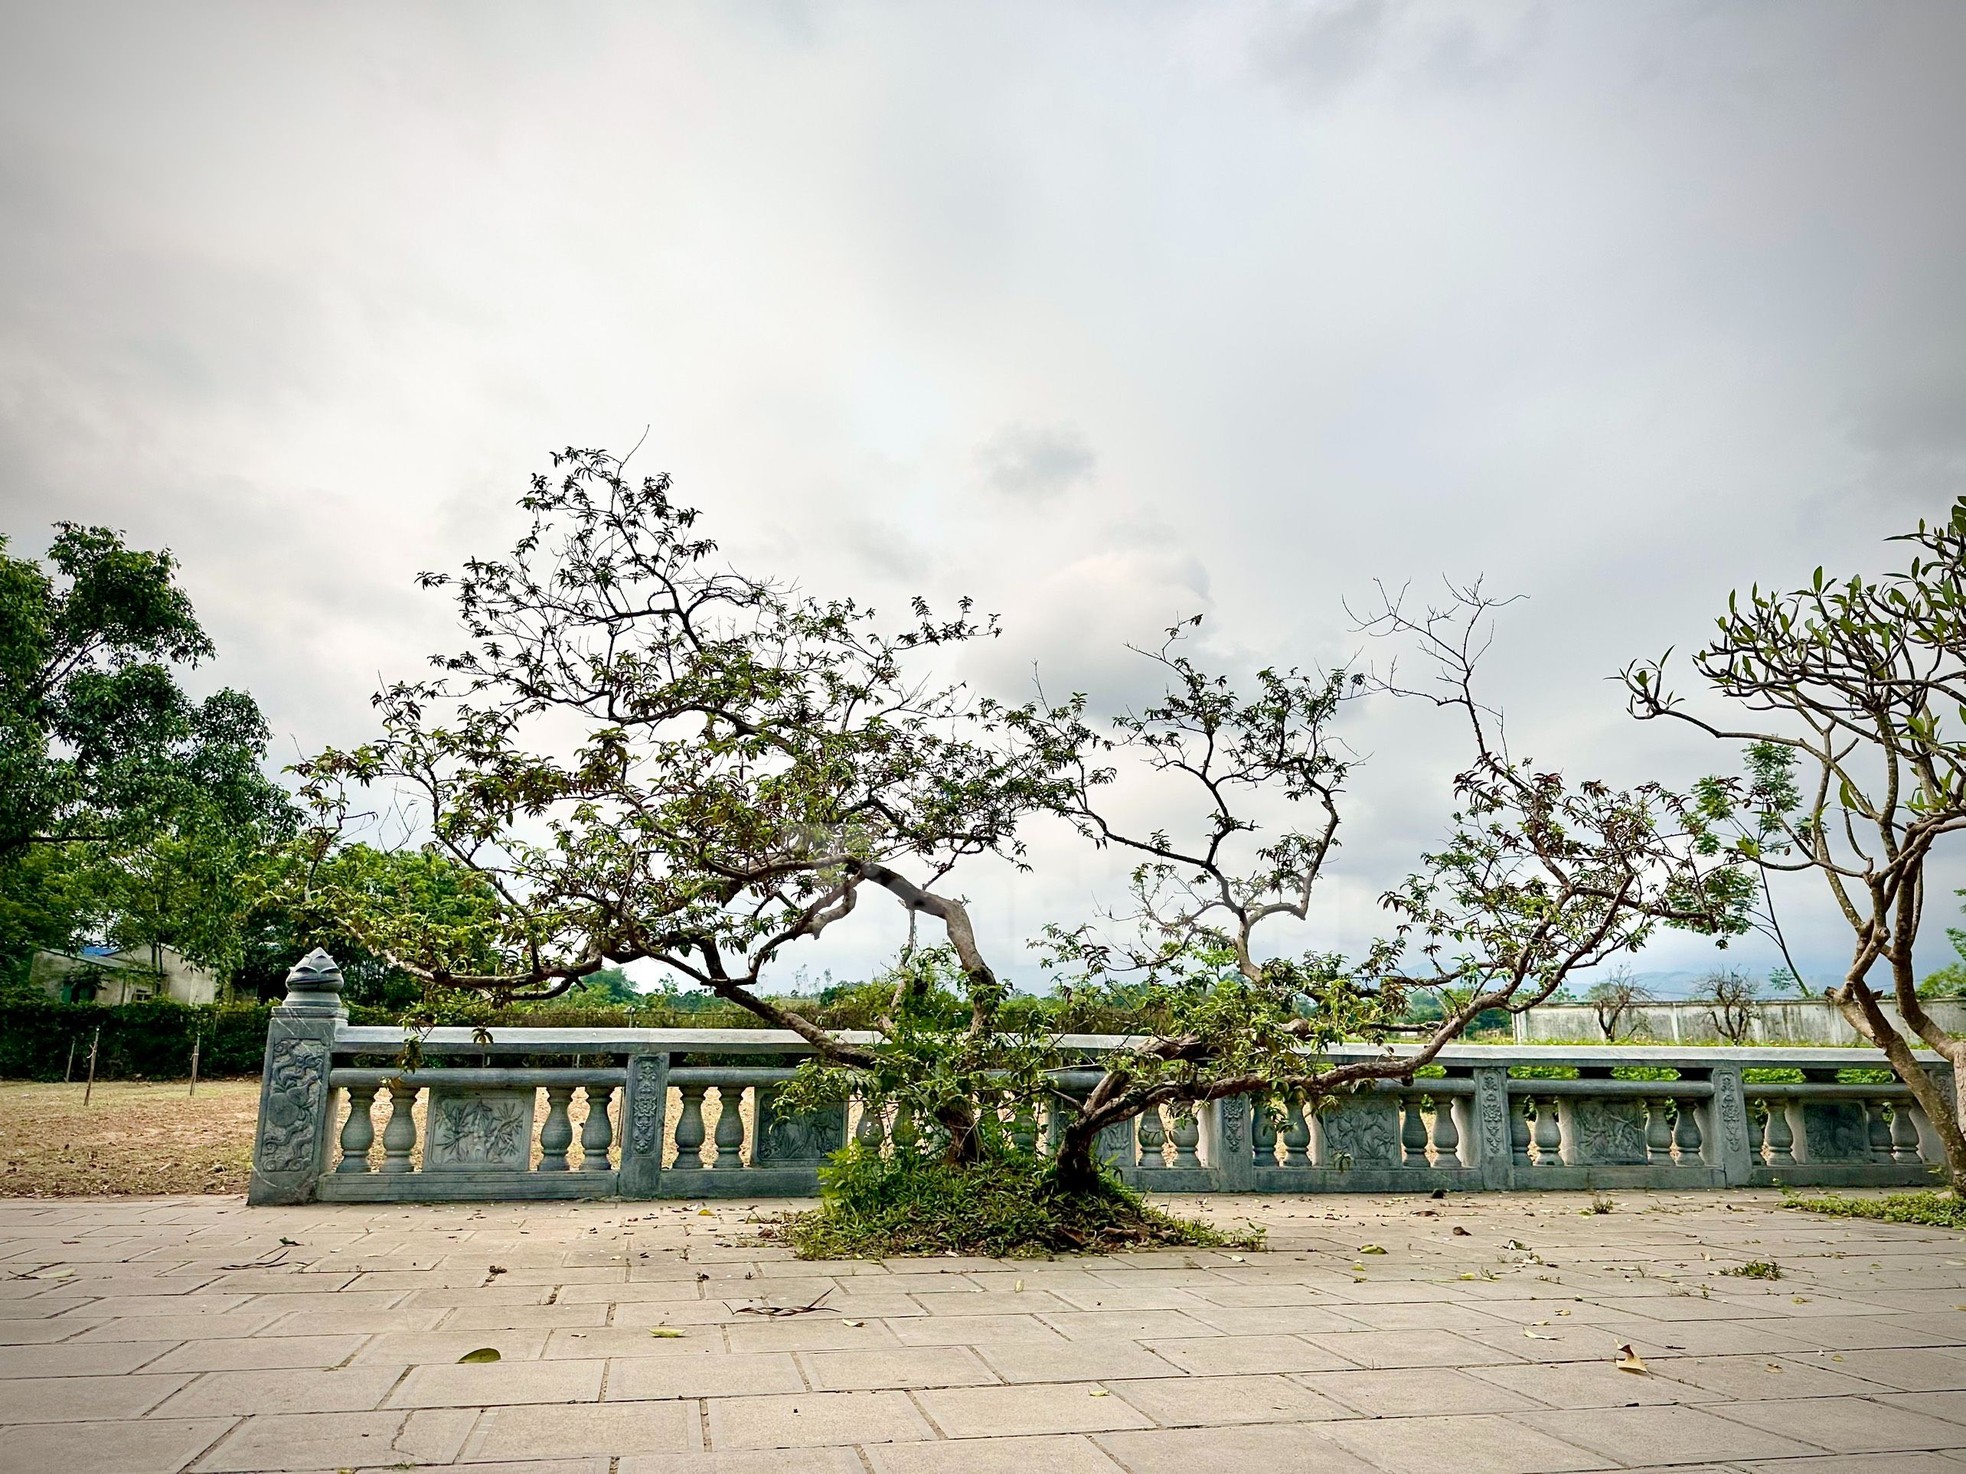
[4,1190,1966,1473]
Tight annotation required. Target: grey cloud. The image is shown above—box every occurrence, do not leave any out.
[4,1,1965,990]
[977,423,1096,503]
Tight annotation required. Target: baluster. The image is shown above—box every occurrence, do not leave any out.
[890,1102,919,1155]
[539,1086,574,1171]
[1645,1098,1676,1163]
[1672,1096,1702,1161]
[672,1084,707,1169]
[1282,1100,1312,1166]
[1763,1099,1796,1164]
[1430,1094,1460,1164]
[379,1081,417,1173]
[853,1097,885,1151]
[1252,1099,1278,1166]
[714,1086,748,1167]
[1169,1111,1199,1168]
[1891,1101,1923,1163]
[1533,1096,1562,1166]
[1401,1094,1430,1165]
[581,1084,615,1171]
[1011,1099,1040,1156]
[1869,1099,1897,1164]
[1509,1093,1533,1167]
[337,1084,378,1172]
[1136,1106,1166,1168]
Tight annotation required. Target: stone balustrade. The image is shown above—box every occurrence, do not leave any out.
[247,950,1953,1205]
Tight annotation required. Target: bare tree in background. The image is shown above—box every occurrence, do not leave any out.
[1586,967,1655,1042]
[1695,967,1760,1045]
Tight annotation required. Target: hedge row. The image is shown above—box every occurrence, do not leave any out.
[0,1000,383,1082]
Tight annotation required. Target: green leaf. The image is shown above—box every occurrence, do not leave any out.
[457,1348,501,1363]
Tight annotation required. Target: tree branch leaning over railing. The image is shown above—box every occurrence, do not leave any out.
[1032,584,1752,1190]
[1623,497,1966,1190]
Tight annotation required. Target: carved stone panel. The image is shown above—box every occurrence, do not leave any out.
[754,1088,846,1166]
[427,1089,533,1172]
[1798,1101,1871,1162]
[256,1036,329,1175]
[1564,1098,1649,1166]
[1316,1095,1399,1167]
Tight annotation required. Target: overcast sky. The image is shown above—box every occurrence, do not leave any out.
[5,1,1965,996]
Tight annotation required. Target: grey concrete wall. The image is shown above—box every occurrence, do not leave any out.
[1513,997,1966,1045]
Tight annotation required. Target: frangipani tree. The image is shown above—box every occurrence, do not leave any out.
[1625,497,1966,1190]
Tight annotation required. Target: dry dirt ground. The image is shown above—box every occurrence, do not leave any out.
[6,1189,1966,1472]
[0,1081,261,1197]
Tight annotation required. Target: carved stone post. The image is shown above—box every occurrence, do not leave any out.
[1703,1066,1755,1186]
[1471,1067,1513,1189]
[1202,1096,1253,1192]
[617,1054,669,1198]
[248,949,346,1206]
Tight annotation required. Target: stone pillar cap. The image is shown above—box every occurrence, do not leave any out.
[280,948,347,1015]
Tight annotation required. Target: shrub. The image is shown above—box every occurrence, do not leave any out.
[770,1146,1262,1259]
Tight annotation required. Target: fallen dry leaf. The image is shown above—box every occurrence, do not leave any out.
[1615,1344,1649,1375]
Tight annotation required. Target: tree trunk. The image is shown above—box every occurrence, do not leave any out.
[1052,1116,1107,1196]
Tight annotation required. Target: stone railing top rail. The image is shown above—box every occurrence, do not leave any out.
[324,1022,1931,1068]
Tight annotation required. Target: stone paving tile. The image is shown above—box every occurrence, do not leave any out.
[1712,1394,1966,1452]
[353,1327,551,1364]
[146,1333,370,1372]
[1469,1358,1717,1407]
[462,1398,700,1459]
[914,1381,1156,1438]
[605,1350,807,1400]
[151,1365,408,1416]
[1736,1456,1966,1473]
[866,1433,1127,1472]
[798,1345,998,1390]
[1651,1352,1902,1400]
[1323,1411,1609,1473]
[1093,1422,1381,1473]
[1517,1403,1824,1464]
[704,1388,936,1449]
[971,1339,1184,1383]
[1105,1371,1350,1426]
[0,1370,193,1422]
[192,1408,477,1472]
[1141,1331,1356,1375]
[1298,1365,1543,1416]
[889,1313,1070,1346]
[1300,1326,1530,1369]
[383,1354,606,1407]
[0,1417,233,1474]
[1037,1308,1217,1340]
[0,1338,178,1376]
[618,1453,865,1474]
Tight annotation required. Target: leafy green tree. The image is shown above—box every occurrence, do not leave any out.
[239,843,505,1007]
[0,524,289,986]
[1626,497,1966,1189]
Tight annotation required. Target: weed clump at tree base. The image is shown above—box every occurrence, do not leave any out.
[767,1147,1264,1260]
[1785,1190,1966,1230]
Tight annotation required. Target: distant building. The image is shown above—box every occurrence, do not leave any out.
[29,945,219,1006]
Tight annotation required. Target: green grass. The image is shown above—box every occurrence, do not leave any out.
[1784,1190,1966,1230]
[770,1147,1264,1260]
[1719,1259,1782,1279]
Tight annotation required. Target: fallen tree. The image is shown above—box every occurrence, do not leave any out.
[296,450,1749,1192]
